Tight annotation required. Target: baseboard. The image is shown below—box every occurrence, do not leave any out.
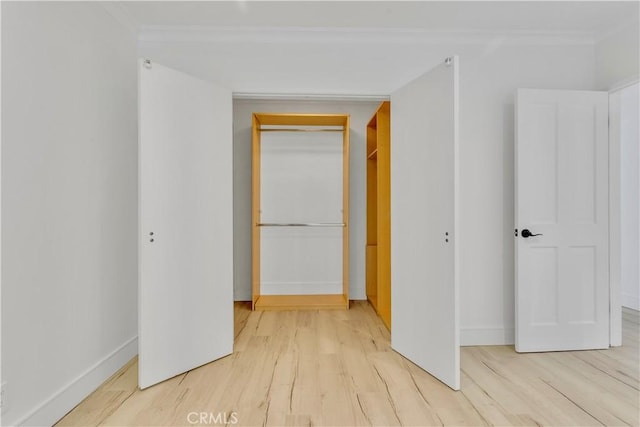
[234,288,252,301]
[234,286,366,302]
[349,288,366,301]
[261,281,342,295]
[461,326,515,346]
[11,336,138,427]
[622,293,640,311]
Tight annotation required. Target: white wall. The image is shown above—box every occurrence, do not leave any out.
[457,44,597,345]
[596,21,640,90]
[233,100,380,301]
[620,83,640,311]
[260,132,344,296]
[1,3,138,425]
[596,19,640,338]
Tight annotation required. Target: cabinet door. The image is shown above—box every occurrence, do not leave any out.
[391,57,460,390]
[139,60,233,388]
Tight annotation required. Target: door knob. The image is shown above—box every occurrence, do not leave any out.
[521,229,542,238]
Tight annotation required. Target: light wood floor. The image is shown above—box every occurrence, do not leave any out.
[57,302,639,426]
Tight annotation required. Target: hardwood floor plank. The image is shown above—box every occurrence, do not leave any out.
[56,302,639,427]
[573,350,639,390]
[318,357,369,426]
[355,391,402,426]
[55,390,135,427]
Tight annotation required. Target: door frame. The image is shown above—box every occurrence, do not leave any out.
[608,77,640,347]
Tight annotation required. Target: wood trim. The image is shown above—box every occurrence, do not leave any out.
[366,245,378,310]
[365,101,391,329]
[252,112,350,310]
[254,294,348,311]
[251,114,261,309]
[253,113,349,127]
[342,116,350,307]
[377,102,391,329]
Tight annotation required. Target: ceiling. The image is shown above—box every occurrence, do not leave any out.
[119,1,637,35]
[108,1,639,95]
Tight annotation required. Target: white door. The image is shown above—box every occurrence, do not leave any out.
[391,57,460,390]
[139,60,233,388]
[515,89,609,352]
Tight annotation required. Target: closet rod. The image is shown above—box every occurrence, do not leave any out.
[259,129,343,132]
[258,223,345,227]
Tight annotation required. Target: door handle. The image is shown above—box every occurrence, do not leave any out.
[521,229,542,238]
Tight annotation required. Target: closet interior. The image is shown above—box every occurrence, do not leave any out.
[252,113,350,311]
[366,101,391,329]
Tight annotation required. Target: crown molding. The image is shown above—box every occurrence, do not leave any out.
[138,26,595,46]
[233,93,389,102]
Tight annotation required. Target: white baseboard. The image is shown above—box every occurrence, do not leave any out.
[622,293,640,311]
[261,281,342,295]
[234,286,366,301]
[234,288,252,301]
[349,288,366,300]
[461,326,515,346]
[12,336,138,427]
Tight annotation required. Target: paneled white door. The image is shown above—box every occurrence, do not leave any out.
[515,89,609,352]
[391,57,460,390]
[138,60,233,388]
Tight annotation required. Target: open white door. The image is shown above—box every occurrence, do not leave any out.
[515,89,609,352]
[391,57,460,390]
[139,60,233,388]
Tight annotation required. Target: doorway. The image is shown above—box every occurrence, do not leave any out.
[609,82,640,346]
[232,99,381,304]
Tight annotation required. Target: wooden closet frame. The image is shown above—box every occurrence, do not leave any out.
[366,102,391,329]
[251,113,350,311]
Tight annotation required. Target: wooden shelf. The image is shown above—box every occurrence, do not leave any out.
[367,148,378,160]
[254,294,349,311]
[254,113,349,127]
